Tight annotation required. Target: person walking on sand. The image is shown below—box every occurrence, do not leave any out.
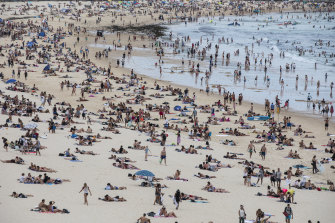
[324,117,329,131]
[312,155,318,174]
[284,204,293,223]
[238,205,246,223]
[160,147,167,165]
[174,189,181,210]
[260,144,267,160]
[144,146,151,161]
[79,183,92,205]
[248,141,255,158]
[176,130,181,146]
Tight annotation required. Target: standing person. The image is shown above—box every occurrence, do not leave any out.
[248,141,255,158]
[260,144,267,160]
[153,184,162,205]
[192,108,197,120]
[3,137,8,152]
[174,189,181,210]
[256,166,264,185]
[238,205,246,223]
[161,131,166,146]
[284,204,293,223]
[276,168,282,187]
[324,117,329,131]
[312,155,318,174]
[176,130,181,146]
[144,146,150,161]
[35,139,41,156]
[79,183,92,205]
[160,147,167,165]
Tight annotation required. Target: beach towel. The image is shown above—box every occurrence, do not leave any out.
[166,178,188,182]
[189,200,208,203]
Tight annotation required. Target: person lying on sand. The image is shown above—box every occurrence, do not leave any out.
[194,172,216,179]
[157,206,177,218]
[181,193,207,201]
[111,146,128,154]
[1,156,24,164]
[75,148,98,155]
[224,152,245,160]
[105,183,127,190]
[11,192,33,198]
[222,139,236,146]
[109,155,135,162]
[29,162,57,172]
[112,162,139,170]
[175,145,198,154]
[202,182,230,193]
[140,181,168,188]
[99,195,126,202]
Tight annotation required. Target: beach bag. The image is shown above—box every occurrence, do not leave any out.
[147,212,155,217]
[283,212,288,217]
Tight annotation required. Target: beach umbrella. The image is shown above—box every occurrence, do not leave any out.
[174,105,181,111]
[43,64,50,71]
[24,123,38,129]
[6,79,16,84]
[135,170,155,177]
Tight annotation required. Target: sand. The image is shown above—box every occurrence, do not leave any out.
[0,1,334,223]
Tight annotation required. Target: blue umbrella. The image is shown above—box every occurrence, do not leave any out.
[135,170,155,177]
[6,79,16,84]
[174,105,181,111]
[43,64,50,71]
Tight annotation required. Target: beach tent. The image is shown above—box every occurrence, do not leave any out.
[135,170,155,177]
[6,79,16,84]
[43,64,50,71]
[39,32,45,37]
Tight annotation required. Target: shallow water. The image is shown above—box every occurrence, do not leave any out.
[99,12,335,114]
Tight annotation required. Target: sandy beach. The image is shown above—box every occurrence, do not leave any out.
[0,1,335,223]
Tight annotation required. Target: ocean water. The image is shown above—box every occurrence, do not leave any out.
[99,12,335,114]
